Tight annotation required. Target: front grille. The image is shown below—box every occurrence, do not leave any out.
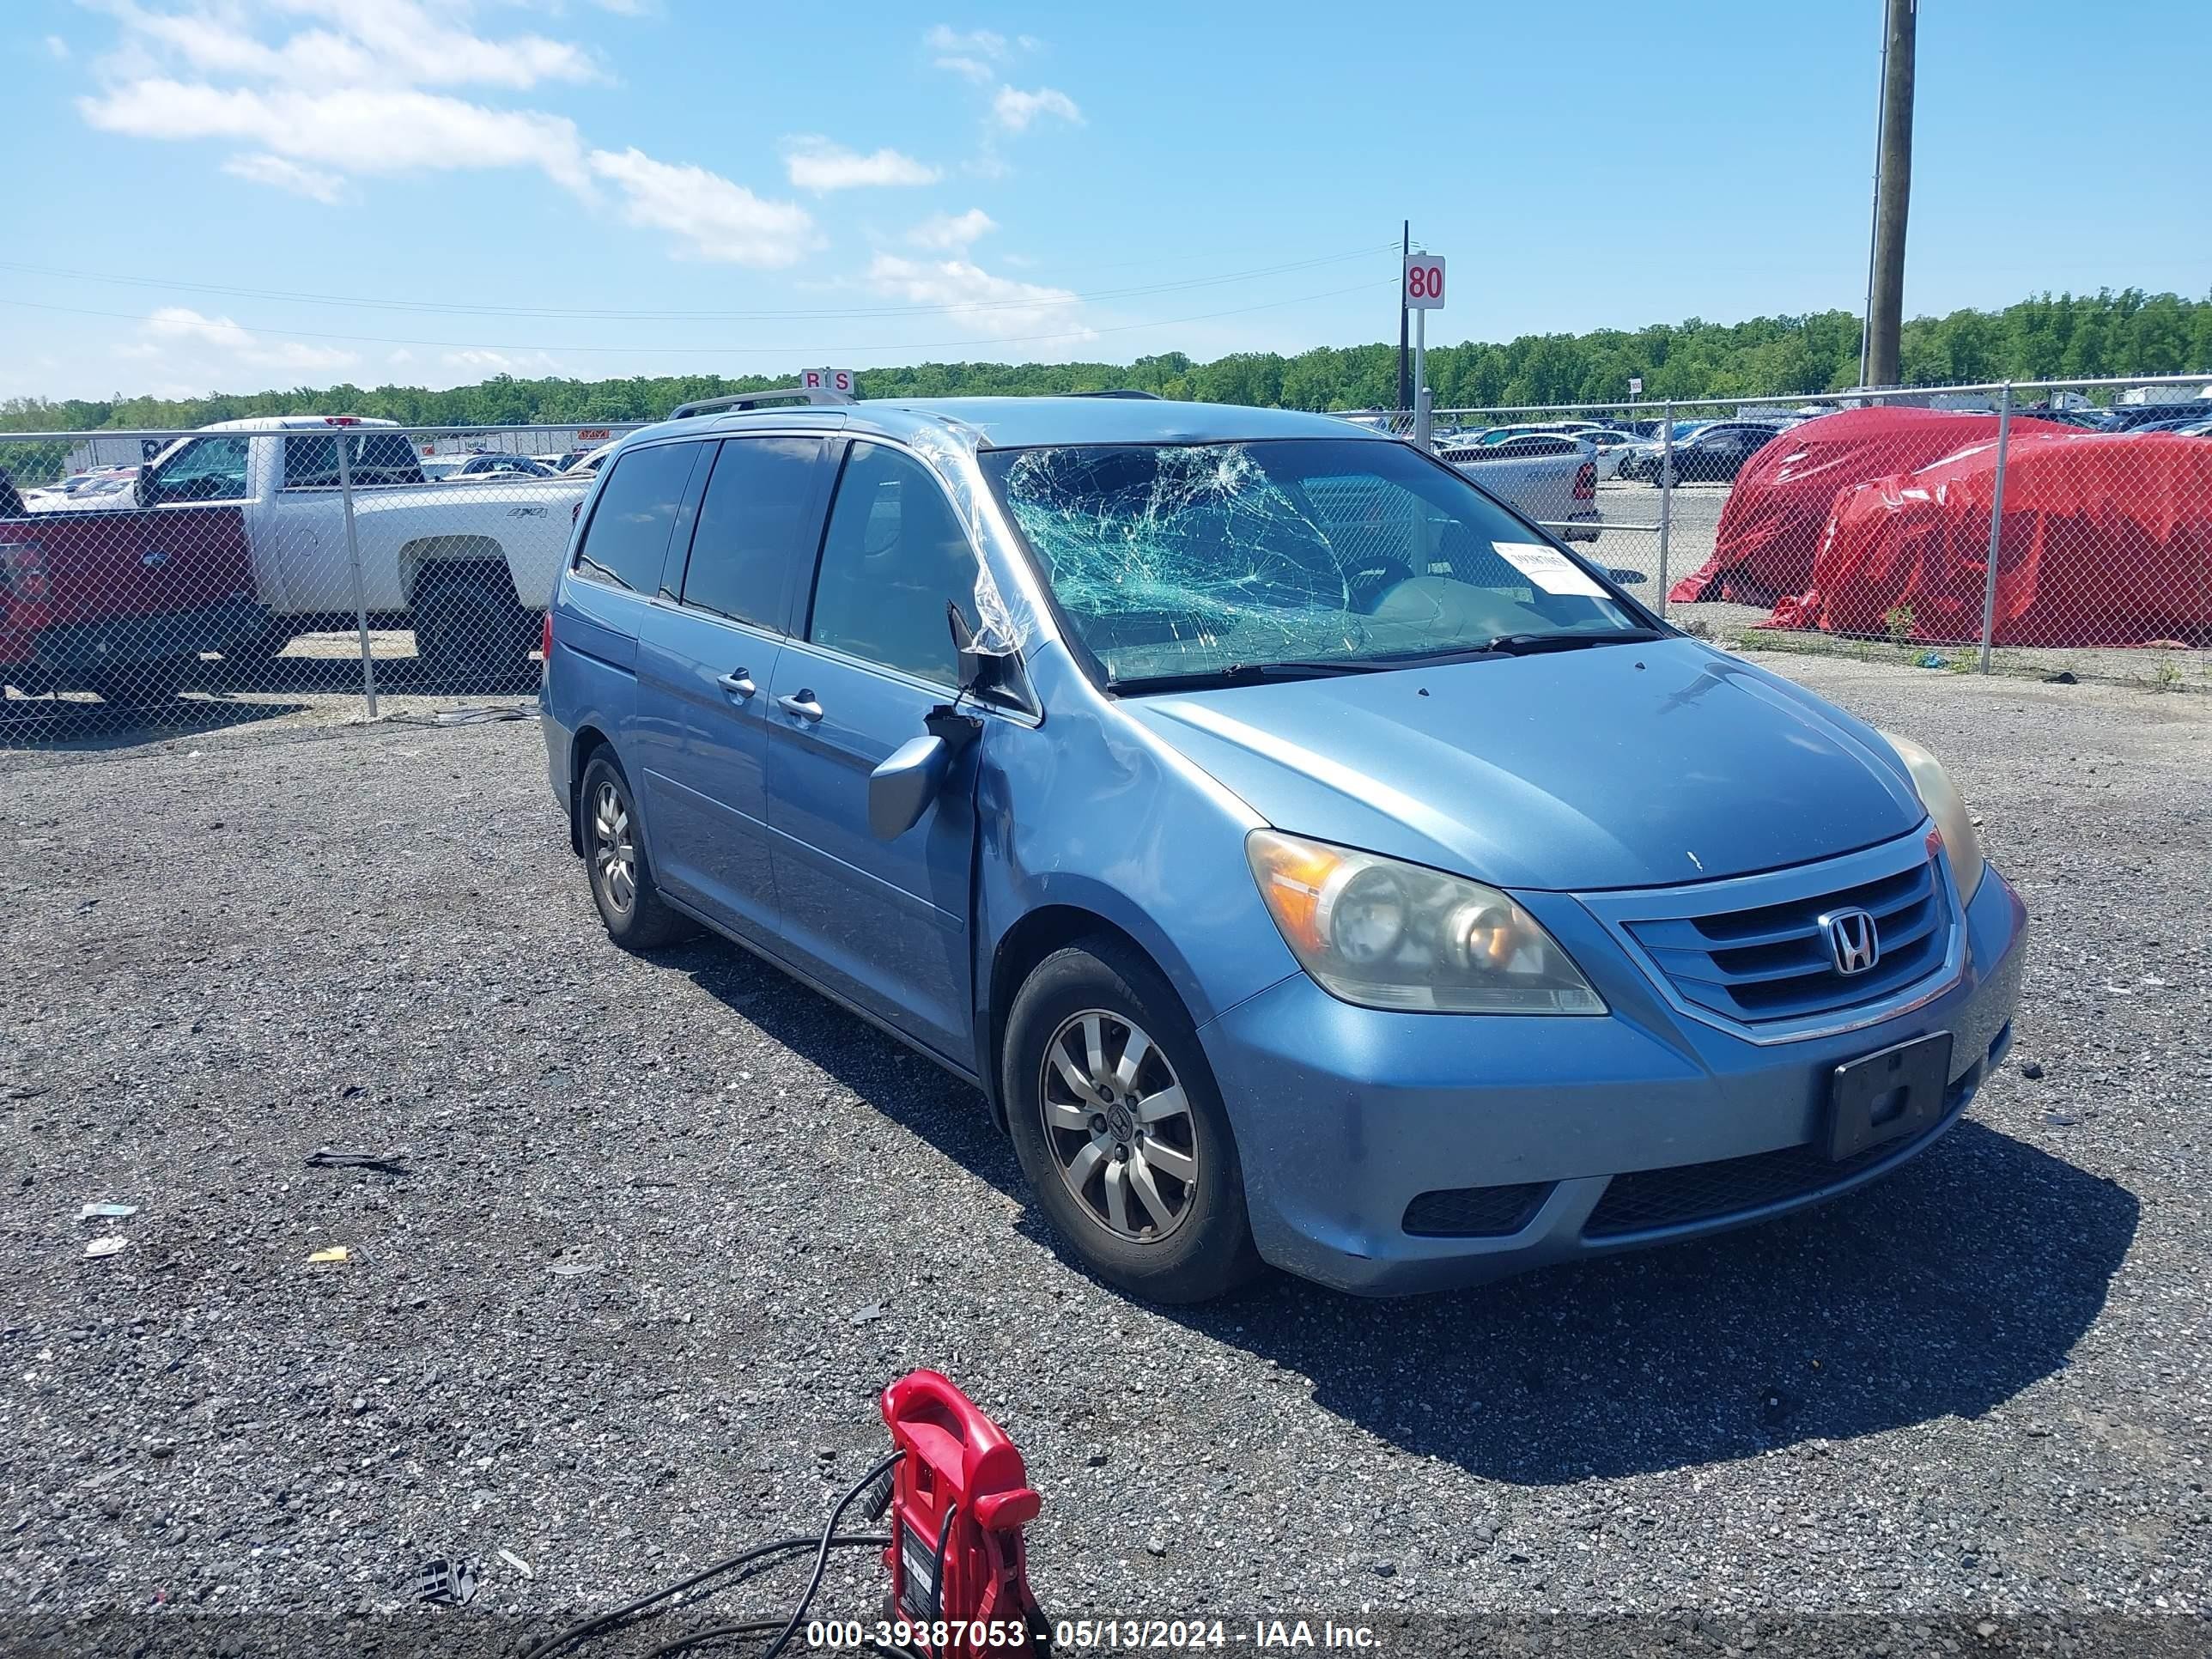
[1582,1060,1985,1241]
[1623,853,1951,1029]
[1403,1182,1551,1237]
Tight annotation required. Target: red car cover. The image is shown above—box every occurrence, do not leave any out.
[1668,407,2078,607]
[1762,432,2212,647]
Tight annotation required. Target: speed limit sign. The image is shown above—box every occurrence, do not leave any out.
[1404,254,1446,310]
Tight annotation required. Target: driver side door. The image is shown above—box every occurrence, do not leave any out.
[763,440,982,1066]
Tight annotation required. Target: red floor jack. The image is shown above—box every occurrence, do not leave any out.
[874,1370,1053,1656]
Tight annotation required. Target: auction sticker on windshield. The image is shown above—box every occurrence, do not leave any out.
[1493,541,1607,597]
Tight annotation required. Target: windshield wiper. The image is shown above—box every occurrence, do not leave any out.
[1474,629,1666,656]
[1111,658,1387,694]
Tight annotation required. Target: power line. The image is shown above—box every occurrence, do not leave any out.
[0,243,1398,325]
[0,279,1397,359]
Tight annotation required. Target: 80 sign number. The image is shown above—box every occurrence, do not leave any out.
[1404,255,1446,310]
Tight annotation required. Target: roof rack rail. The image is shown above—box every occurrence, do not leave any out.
[668,372,857,421]
[1072,389,1162,400]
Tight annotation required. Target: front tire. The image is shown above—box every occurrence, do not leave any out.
[579,753,694,951]
[1004,938,1263,1304]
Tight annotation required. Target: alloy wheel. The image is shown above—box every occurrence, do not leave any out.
[591,781,637,915]
[1038,1009,1200,1243]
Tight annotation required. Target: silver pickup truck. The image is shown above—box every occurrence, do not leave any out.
[1437,433,1601,542]
[62,416,592,680]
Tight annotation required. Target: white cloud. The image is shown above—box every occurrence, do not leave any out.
[81,79,593,192]
[992,86,1080,131]
[44,34,70,60]
[222,150,347,203]
[865,254,1087,341]
[75,7,811,276]
[115,1,599,91]
[927,24,1036,82]
[140,306,359,373]
[924,26,1011,58]
[587,148,817,266]
[906,207,995,250]
[781,137,940,191]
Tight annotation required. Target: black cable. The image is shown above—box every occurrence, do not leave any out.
[760,1449,907,1659]
[517,1534,889,1659]
[927,1500,959,1630]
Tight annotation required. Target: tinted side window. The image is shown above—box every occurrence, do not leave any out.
[808,442,977,684]
[283,432,425,487]
[678,437,826,631]
[574,442,703,595]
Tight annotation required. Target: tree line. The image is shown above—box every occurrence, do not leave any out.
[4,288,2207,433]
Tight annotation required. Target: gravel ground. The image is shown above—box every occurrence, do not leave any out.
[3,656,2209,1654]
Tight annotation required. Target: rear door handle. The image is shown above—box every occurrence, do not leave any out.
[776,691,823,722]
[716,669,757,699]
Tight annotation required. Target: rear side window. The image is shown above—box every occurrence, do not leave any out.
[808,441,979,685]
[283,432,424,487]
[574,442,703,595]
[677,437,826,631]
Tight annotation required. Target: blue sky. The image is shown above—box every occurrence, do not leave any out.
[6,0,2208,400]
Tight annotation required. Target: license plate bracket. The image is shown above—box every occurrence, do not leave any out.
[1826,1031,1954,1162]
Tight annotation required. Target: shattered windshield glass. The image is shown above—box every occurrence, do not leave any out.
[978,439,1646,690]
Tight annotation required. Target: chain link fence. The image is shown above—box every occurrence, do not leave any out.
[4,380,2208,747]
[0,420,644,744]
[1398,374,2212,689]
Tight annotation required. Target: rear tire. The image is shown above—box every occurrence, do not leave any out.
[413,566,537,690]
[87,654,194,705]
[1004,937,1263,1304]
[579,752,695,951]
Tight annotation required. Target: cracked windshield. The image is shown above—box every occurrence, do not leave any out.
[982,438,1650,688]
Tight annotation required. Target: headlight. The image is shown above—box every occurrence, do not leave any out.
[1881,732,1985,904]
[1246,830,1606,1015]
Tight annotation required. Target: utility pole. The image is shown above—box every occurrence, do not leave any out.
[1864,0,1916,387]
[1396,220,1412,414]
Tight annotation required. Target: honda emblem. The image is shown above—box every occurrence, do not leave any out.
[1819,908,1881,976]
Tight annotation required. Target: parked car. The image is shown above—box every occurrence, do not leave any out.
[563,441,620,478]
[2129,414,2212,435]
[1574,428,1638,481]
[542,392,2025,1303]
[449,453,560,480]
[1471,422,1606,443]
[2100,398,2212,431]
[26,416,589,681]
[1619,421,1790,485]
[23,467,142,512]
[1437,433,1601,540]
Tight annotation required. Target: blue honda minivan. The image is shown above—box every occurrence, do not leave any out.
[541,389,2026,1303]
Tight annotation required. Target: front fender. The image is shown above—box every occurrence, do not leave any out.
[971,648,1301,1094]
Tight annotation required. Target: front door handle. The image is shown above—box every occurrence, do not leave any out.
[716,669,757,699]
[776,690,823,722]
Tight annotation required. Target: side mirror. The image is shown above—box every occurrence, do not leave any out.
[868,734,951,841]
[945,600,1027,707]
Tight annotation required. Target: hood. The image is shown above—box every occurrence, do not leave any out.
[1120,640,1923,891]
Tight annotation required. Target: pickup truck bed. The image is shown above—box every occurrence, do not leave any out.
[0,502,264,701]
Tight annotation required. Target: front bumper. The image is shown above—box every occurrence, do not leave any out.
[1199,861,2027,1296]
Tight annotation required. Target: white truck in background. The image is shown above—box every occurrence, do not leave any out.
[92,416,590,680]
